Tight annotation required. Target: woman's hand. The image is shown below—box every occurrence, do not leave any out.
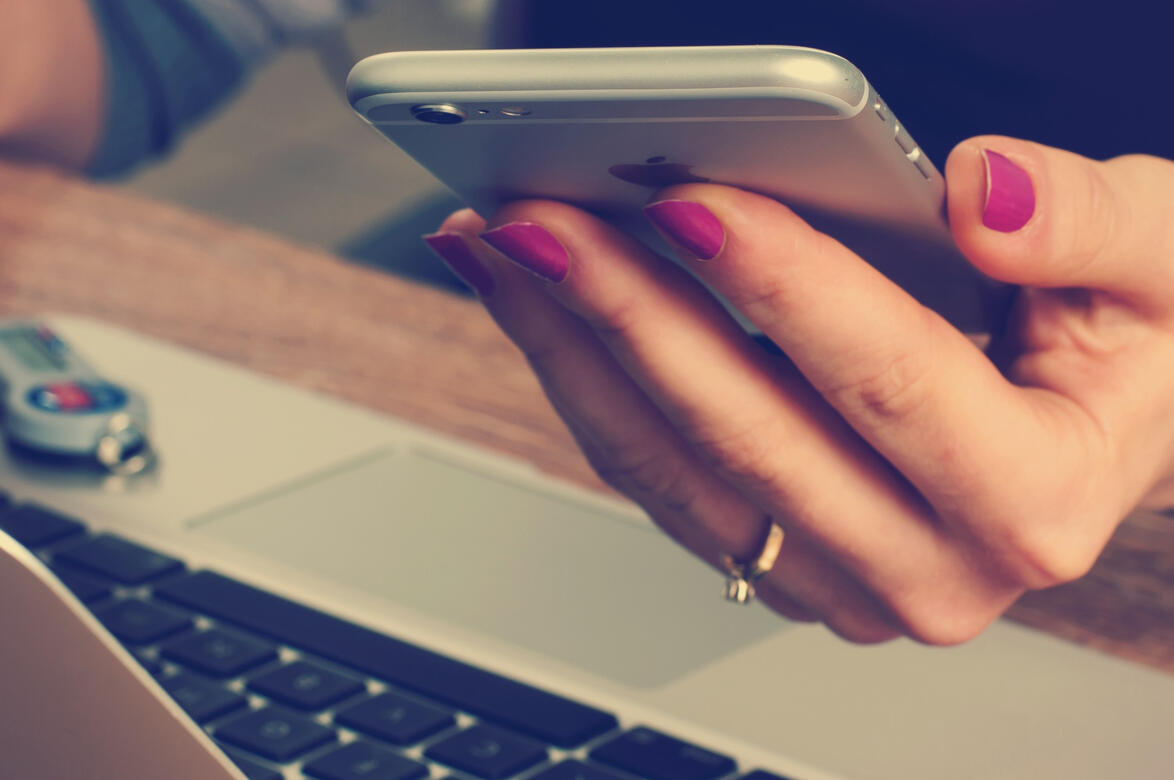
[0,0,103,168]
[423,136,1174,645]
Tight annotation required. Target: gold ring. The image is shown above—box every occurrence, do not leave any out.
[721,519,785,605]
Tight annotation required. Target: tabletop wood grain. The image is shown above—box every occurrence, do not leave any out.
[2,161,1171,674]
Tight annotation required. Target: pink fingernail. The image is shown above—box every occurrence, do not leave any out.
[982,149,1035,233]
[422,232,495,297]
[480,222,569,283]
[643,200,725,260]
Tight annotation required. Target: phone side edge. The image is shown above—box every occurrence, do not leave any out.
[347,46,868,115]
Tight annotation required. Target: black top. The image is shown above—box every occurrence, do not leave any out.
[500,0,1171,166]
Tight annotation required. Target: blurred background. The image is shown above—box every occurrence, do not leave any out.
[118,0,494,291]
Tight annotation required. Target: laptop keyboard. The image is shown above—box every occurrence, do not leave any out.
[0,499,795,780]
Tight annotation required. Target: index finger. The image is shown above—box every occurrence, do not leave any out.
[642,185,1098,524]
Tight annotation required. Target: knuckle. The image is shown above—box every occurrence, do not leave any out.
[580,293,645,342]
[827,341,936,426]
[685,417,786,493]
[998,522,1100,588]
[882,571,1025,646]
[896,598,1000,647]
[975,497,1106,589]
[716,225,832,326]
[587,457,629,496]
[591,448,696,510]
[1060,162,1119,272]
[825,614,901,645]
[725,274,797,331]
[1103,154,1174,259]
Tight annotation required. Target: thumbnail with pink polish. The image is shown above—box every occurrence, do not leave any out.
[982,149,1035,233]
[480,222,570,283]
[423,233,495,297]
[644,200,725,260]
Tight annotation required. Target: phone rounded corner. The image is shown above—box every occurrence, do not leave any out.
[346,52,412,113]
[761,46,870,115]
[345,56,380,111]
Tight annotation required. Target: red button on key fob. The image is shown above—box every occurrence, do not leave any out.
[44,382,93,411]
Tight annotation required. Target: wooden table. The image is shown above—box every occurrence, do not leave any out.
[2,161,1171,674]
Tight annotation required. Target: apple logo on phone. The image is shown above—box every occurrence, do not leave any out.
[608,156,710,187]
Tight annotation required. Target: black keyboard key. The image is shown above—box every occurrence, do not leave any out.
[425,724,547,780]
[738,772,796,780]
[305,741,429,780]
[0,504,85,548]
[590,727,736,780]
[95,599,192,645]
[52,565,113,603]
[55,533,182,584]
[216,705,335,762]
[221,747,284,780]
[335,692,455,745]
[161,628,277,677]
[156,571,617,746]
[530,760,629,779]
[161,672,249,723]
[249,660,364,711]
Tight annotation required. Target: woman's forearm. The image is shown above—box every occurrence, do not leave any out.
[0,0,104,170]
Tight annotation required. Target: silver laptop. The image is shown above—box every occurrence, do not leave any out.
[2,315,1171,780]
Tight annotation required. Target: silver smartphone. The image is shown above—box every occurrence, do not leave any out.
[348,45,1002,331]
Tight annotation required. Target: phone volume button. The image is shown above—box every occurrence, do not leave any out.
[913,155,934,180]
[894,123,917,154]
[902,145,933,179]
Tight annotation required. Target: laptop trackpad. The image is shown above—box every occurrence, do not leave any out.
[189,447,784,688]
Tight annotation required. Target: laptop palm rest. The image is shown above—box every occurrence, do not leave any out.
[187,447,785,689]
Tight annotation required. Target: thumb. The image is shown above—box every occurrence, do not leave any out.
[945,136,1174,309]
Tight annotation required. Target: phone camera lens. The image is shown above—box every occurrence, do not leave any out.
[411,104,467,125]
